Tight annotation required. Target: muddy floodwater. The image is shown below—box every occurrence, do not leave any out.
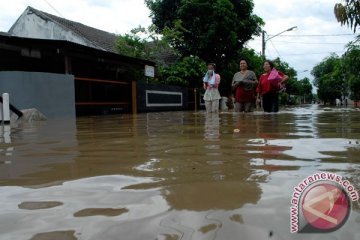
[0,105,360,240]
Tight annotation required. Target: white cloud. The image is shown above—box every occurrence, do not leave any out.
[249,0,356,81]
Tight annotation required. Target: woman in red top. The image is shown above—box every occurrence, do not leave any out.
[256,60,288,112]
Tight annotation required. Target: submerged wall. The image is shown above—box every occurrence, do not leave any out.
[0,71,75,118]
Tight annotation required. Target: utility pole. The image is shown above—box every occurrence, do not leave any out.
[262,31,266,59]
[261,26,297,59]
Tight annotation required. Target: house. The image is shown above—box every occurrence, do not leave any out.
[1,6,193,117]
[0,34,158,116]
[9,6,119,53]
[1,7,158,116]
[8,6,179,66]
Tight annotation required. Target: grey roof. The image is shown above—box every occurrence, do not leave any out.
[26,6,119,53]
[146,41,180,66]
[10,6,179,66]
[0,31,10,36]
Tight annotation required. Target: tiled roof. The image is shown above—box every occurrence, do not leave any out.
[27,6,118,53]
[146,41,180,66]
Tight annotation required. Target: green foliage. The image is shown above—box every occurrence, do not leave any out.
[120,0,308,99]
[161,20,187,47]
[116,25,179,63]
[127,0,264,89]
[343,36,360,100]
[298,77,314,103]
[311,40,360,103]
[299,77,313,94]
[116,26,206,87]
[334,0,360,32]
[116,26,148,59]
[312,54,340,85]
[311,54,344,104]
[145,0,182,33]
[158,56,207,87]
[146,0,264,74]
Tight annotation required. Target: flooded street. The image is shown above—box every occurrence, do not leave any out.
[0,105,360,240]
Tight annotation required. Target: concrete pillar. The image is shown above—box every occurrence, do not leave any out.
[2,93,10,124]
[0,100,3,123]
[132,81,137,114]
[194,88,197,112]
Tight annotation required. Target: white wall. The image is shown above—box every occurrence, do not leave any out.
[9,11,95,48]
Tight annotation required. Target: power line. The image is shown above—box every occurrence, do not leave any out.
[43,0,64,17]
[271,41,348,45]
[269,39,281,58]
[282,51,346,56]
[268,34,355,37]
[265,48,273,59]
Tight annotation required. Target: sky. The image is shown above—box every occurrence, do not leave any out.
[0,0,357,82]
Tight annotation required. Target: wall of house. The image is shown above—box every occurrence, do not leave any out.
[0,71,75,118]
[9,11,95,49]
[137,83,189,113]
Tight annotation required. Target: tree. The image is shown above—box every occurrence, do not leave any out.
[311,36,360,103]
[311,54,344,104]
[116,26,149,59]
[146,0,264,87]
[145,0,182,33]
[116,26,206,87]
[298,77,313,103]
[158,56,207,87]
[334,0,360,32]
[116,26,180,63]
[343,36,360,100]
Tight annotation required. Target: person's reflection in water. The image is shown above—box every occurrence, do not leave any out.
[256,115,292,174]
[258,114,280,140]
[204,113,220,142]
[159,113,262,213]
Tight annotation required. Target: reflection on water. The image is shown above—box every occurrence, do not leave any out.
[204,114,220,141]
[0,105,360,239]
[0,119,78,186]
